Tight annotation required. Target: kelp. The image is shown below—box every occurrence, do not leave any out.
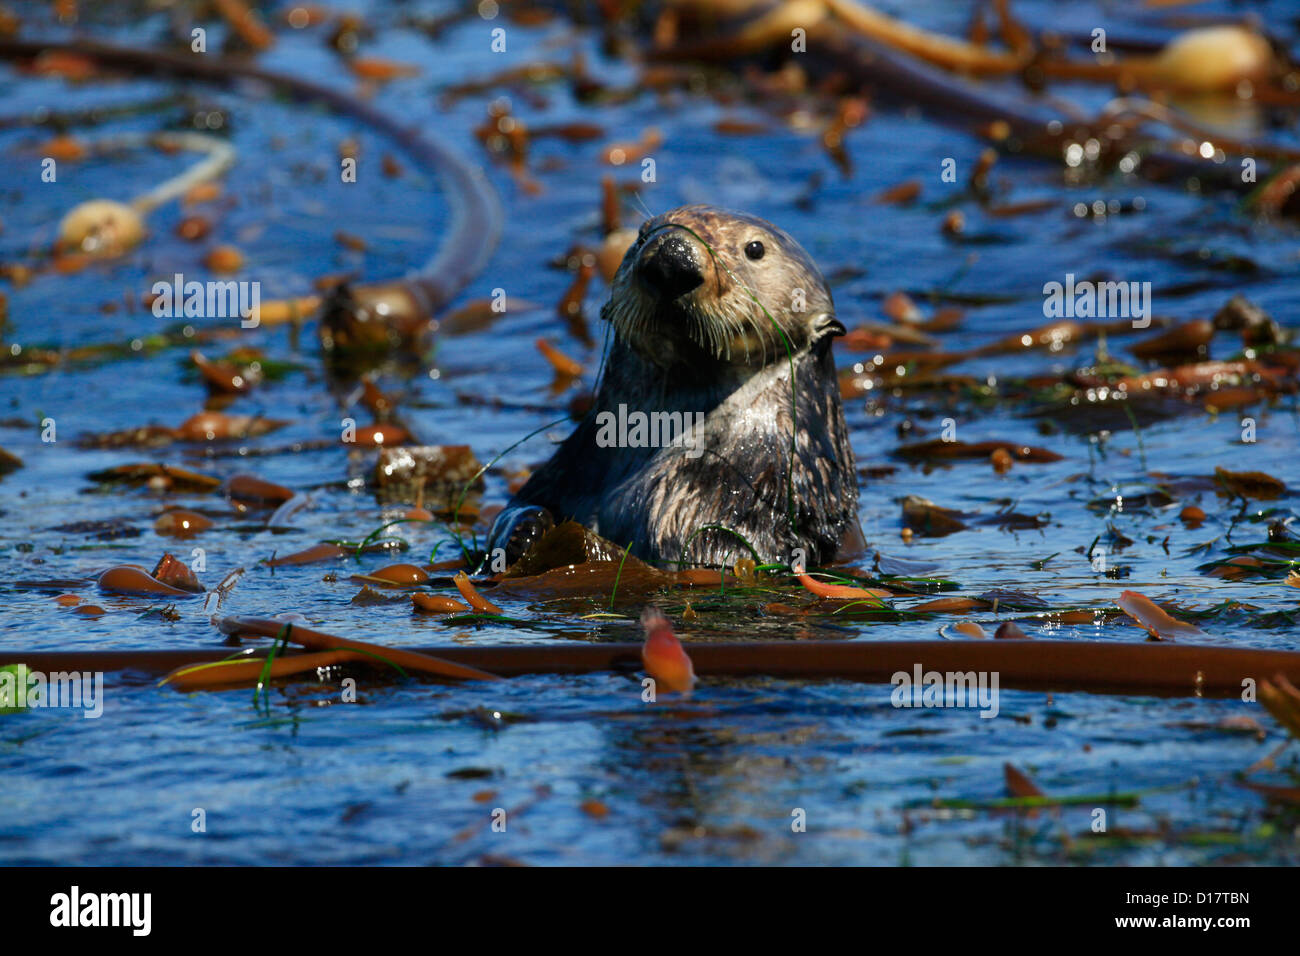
[13,620,1300,699]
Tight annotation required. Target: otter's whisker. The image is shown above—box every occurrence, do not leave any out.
[629,192,657,225]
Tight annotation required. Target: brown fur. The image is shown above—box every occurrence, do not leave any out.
[489,204,861,567]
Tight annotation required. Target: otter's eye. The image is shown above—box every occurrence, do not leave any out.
[744,240,765,261]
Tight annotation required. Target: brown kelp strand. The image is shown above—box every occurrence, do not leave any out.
[636,1,1294,202]
[97,564,201,599]
[0,36,503,330]
[12,627,1300,700]
[215,616,501,682]
[453,572,504,615]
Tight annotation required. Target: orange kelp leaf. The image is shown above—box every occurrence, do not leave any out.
[1216,715,1265,736]
[204,245,245,274]
[154,509,214,537]
[910,596,987,613]
[349,423,411,447]
[191,350,254,394]
[427,558,468,573]
[265,543,349,567]
[1286,570,1300,588]
[795,570,891,601]
[601,173,620,233]
[994,621,1030,640]
[437,297,539,335]
[901,495,967,536]
[556,261,594,336]
[161,650,360,691]
[1004,763,1045,798]
[952,621,988,638]
[40,135,86,162]
[1131,319,1214,361]
[602,127,662,166]
[874,180,922,205]
[1213,467,1287,501]
[87,463,221,491]
[1118,359,1271,393]
[1205,555,1267,580]
[358,377,396,416]
[212,0,275,50]
[225,473,294,504]
[1259,674,1300,738]
[349,57,420,82]
[177,412,288,442]
[182,181,223,206]
[1115,590,1205,640]
[841,328,893,351]
[980,320,1082,356]
[351,585,406,606]
[536,338,584,377]
[454,572,503,615]
[24,50,98,81]
[152,553,203,592]
[763,602,807,616]
[641,608,695,695]
[675,568,735,587]
[355,563,429,587]
[98,565,198,598]
[882,291,922,324]
[0,446,23,474]
[412,593,471,614]
[1204,387,1268,414]
[177,213,212,240]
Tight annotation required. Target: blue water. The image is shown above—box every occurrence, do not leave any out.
[1,0,1297,864]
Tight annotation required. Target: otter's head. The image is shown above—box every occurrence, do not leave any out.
[602,204,843,370]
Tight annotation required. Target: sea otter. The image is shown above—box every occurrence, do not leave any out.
[488,204,861,568]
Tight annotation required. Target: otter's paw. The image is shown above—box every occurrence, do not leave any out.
[485,504,556,570]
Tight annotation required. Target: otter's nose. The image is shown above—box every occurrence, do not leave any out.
[636,232,704,300]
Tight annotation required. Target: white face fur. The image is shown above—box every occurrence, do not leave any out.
[602,204,837,370]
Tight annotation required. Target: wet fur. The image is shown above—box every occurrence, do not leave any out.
[492,204,860,566]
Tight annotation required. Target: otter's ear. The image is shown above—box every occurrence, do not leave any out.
[811,312,846,340]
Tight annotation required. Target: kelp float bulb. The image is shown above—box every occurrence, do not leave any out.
[1154,26,1274,94]
[57,199,146,257]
